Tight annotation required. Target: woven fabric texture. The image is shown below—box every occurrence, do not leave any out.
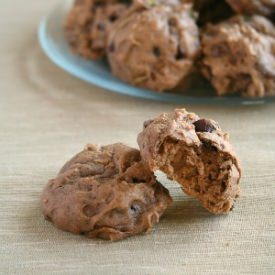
[1,1,274,274]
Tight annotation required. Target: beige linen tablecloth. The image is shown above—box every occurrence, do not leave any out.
[1,1,275,274]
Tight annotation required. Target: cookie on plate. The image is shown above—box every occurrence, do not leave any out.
[65,0,132,59]
[201,15,275,97]
[41,143,172,241]
[138,109,241,214]
[226,0,275,17]
[107,0,200,91]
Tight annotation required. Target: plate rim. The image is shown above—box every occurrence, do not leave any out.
[38,1,274,106]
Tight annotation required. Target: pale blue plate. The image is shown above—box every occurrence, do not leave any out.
[38,0,274,105]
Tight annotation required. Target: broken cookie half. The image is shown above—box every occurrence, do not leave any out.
[138,109,241,214]
[41,143,172,241]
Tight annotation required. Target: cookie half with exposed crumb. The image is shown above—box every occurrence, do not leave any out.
[138,109,241,214]
[41,143,172,241]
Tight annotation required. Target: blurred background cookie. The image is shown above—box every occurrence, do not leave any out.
[226,0,275,17]
[63,0,275,97]
[65,0,132,59]
[107,0,200,91]
[201,15,275,97]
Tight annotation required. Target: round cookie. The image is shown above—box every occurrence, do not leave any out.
[41,143,172,241]
[201,15,275,97]
[64,0,132,59]
[226,0,275,17]
[107,0,200,92]
[137,109,241,214]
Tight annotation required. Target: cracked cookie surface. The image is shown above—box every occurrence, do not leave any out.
[41,143,172,241]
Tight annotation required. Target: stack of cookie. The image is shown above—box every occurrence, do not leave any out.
[65,0,275,97]
[41,109,242,241]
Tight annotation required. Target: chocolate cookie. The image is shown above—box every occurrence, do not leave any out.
[107,0,200,92]
[64,0,131,59]
[41,143,172,241]
[137,109,241,214]
[226,0,275,17]
[201,15,275,97]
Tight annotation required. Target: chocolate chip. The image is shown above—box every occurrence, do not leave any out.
[158,144,164,154]
[109,14,118,22]
[108,43,115,53]
[119,0,132,5]
[168,18,177,27]
[175,46,186,60]
[168,18,177,35]
[211,44,229,57]
[44,215,51,221]
[130,204,140,213]
[202,141,218,152]
[97,23,105,31]
[221,181,227,192]
[68,39,77,47]
[132,178,140,184]
[94,1,104,7]
[153,46,161,57]
[193,119,216,133]
[194,185,201,192]
[129,202,142,215]
[209,201,216,206]
[232,73,252,92]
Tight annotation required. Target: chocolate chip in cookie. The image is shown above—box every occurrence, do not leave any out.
[193,119,216,133]
[138,109,241,214]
